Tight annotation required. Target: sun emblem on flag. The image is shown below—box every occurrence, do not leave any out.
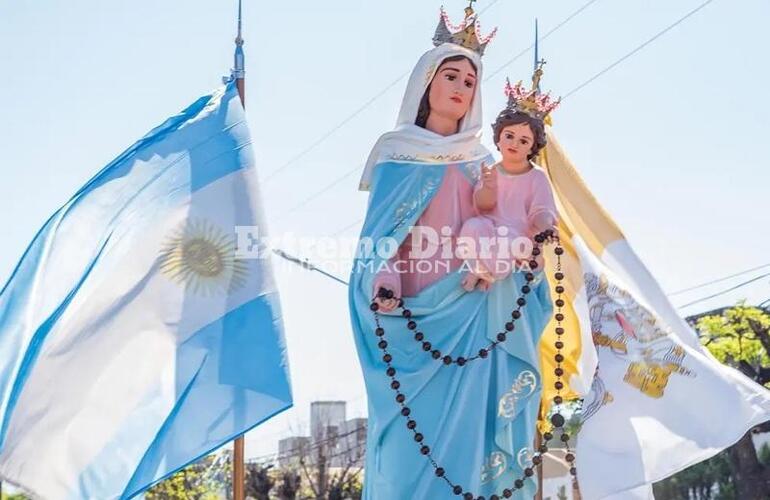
[159,219,248,296]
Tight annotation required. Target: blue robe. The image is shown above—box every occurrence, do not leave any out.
[348,160,553,499]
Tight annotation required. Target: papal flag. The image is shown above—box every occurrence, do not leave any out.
[537,129,770,499]
[0,81,292,499]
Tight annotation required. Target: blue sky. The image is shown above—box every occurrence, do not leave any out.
[1,0,768,462]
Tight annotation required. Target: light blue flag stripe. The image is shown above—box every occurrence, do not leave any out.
[0,81,293,499]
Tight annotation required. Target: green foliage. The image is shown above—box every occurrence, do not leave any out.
[697,304,770,384]
[145,453,231,500]
[653,451,735,500]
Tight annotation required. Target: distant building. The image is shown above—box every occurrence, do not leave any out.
[278,436,310,468]
[310,401,347,442]
[335,417,367,467]
[275,401,367,469]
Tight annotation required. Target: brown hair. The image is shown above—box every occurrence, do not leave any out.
[415,55,478,129]
[491,110,547,160]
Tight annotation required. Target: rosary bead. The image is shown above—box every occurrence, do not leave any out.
[383,354,392,363]
[534,234,545,243]
[491,496,500,500]
[524,467,534,477]
[570,467,577,476]
[555,354,564,363]
[555,247,564,255]
[415,332,424,341]
[414,433,424,442]
[505,322,515,332]
[479,348,488,358]
[555,313,564,321]
[521,285,531,294]
[422,342,432,351]
[385,289,395,299]
[555,285,565,294]
[396,394,405,403]
[407,419,416,429]
[453,486,463,495]
[387,367,396,376]
[555,272,564,280]
[432,350,442,359]
[532,455,542,465]
[554,395,563,405]
[555,341,564,349]
[555,299,565,307]
[555,381,564,390]
[529,260,538,269]
[401,407,410,416]
[543,432,553,441]
[497,332,507,342]
[525,272,535,282]
[503,489,512,498]
[512,310,522,319]
[539,444,548,453]
[464,493,473,500]
[555,368,564,377]
[561,433,571,442]
[555,327,564,335]
[514,479,524,489]
[378,340,388,349]
[402,309,412,318]
[391,380,400,390]
[375,327,384,336]
[420,445,430,455]
[435,467,445,477]
[566,453,575,463]
[407,320,417,330]
[457,357,467,366]
[443,355,453,365]
[370,303,379,311]
[517,298,526,307]
[532,247,541,256]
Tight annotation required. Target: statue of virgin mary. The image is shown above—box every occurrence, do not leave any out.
[348,8,553,499]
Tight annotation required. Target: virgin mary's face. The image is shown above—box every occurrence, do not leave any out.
[427,58,477,123]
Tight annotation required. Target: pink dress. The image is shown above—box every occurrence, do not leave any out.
[372,164,477,298]
[459,163,557,281]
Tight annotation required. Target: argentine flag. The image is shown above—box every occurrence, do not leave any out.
[0,81,292,499]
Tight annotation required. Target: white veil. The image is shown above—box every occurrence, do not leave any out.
[358,43,492,191]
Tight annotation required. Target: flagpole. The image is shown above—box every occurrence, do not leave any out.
[231,1,246,499]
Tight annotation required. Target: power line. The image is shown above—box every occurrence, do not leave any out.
[262,0,506,184]
[484,0,602,82]
[562,0,717,100]
[274,164,363,223]
[322,0,717,238]
[268,0,600,224]
[669,262,770,296]
[677,273,770,309]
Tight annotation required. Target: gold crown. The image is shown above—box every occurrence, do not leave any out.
[504,60,561,122]
[432,4,497,56]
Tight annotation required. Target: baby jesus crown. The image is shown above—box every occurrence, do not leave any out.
[432,3,497,56]
[504,60,561,121]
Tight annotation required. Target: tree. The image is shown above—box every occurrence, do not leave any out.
[275,470,302,500]
[244,463,274,500]
[145,453,231,500]
[697,305,770,498]
[653,305,770,499]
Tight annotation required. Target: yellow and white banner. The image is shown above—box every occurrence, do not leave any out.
[538,129,770,499]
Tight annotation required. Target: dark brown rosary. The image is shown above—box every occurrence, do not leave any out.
[369,229,576,499]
